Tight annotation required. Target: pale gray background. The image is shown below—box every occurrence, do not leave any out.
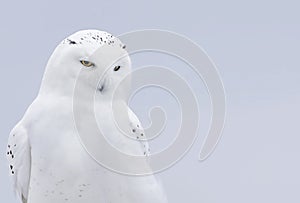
[1,0,299,202]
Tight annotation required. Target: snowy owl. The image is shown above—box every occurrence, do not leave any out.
[7,30,168,203]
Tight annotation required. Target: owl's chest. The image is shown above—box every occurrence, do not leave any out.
[28,99,141,164]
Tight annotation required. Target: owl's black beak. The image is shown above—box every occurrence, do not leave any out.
[98,77,109,93]
[98,84,105,92]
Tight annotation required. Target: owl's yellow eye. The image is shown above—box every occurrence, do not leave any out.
[80,60,94,67]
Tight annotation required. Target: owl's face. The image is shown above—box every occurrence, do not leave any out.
[44,30,131,99]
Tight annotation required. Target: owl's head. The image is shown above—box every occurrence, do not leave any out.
[40,30,131,100]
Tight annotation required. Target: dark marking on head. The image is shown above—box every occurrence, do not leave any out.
[67,39,77,45]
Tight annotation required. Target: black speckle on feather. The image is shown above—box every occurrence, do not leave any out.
[67,39,77,45]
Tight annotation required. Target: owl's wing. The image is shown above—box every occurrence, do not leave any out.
[6,124,31,203]
[127,108,150,156]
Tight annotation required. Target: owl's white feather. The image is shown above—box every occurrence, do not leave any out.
[7,124,31,203]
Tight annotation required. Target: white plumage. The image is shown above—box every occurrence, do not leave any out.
[7,30,168,203]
